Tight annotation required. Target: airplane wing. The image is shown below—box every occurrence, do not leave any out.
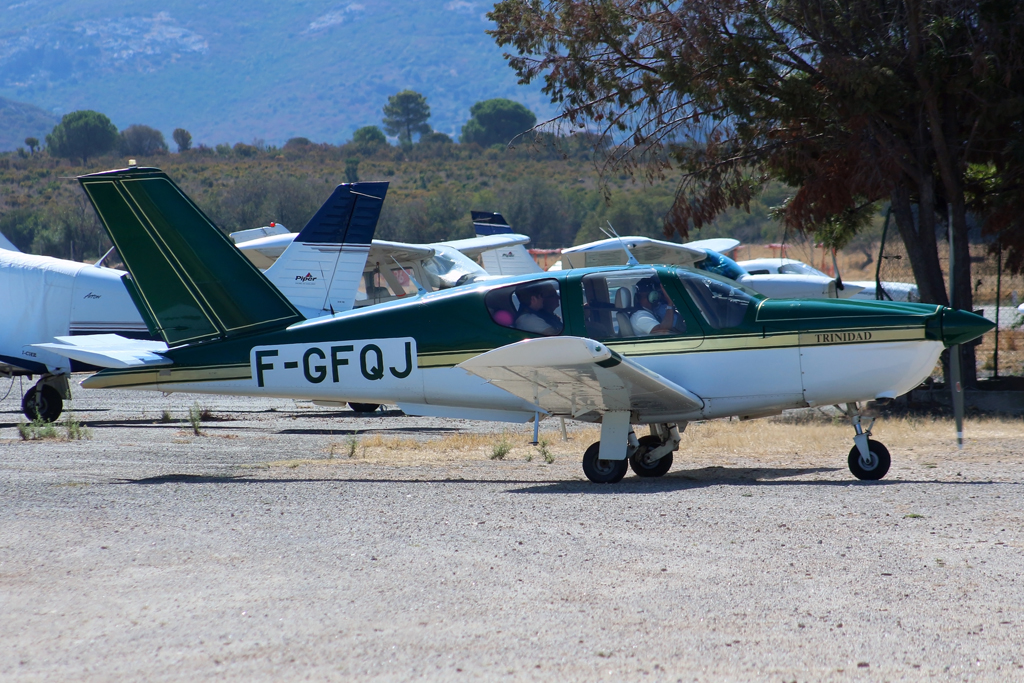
[559,236,706,269]
[458,337,703,421]
[686,238,740,254]
[367,239,436,263]
[229,223,291,245]
[32,334,170,369]
[439,233,531,258]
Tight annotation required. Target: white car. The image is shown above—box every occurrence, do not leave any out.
[554,236,858,299]
[739,257,918,302]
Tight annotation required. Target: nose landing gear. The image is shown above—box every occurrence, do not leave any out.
[844,402,890,480]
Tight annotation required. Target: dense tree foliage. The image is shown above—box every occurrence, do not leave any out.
[173,128,192,153]
[382,91,432,143]
[352,126,386,146]
[45,110,119,165]
[461,98,537,148]
[489,0,1024,317]
[119,125,168,157]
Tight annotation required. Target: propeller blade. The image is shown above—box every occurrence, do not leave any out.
[950,344,964,450]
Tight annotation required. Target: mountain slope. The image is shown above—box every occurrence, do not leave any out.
[0,1,554,148]
[0,97,59,152]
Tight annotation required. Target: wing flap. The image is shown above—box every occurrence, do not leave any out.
[458,337,703,419]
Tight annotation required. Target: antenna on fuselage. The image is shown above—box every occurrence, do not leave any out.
[391,257,426,298]
[600,221,639,267]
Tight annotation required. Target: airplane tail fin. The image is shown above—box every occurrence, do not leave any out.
[471,210,542,276]
[0,230,20,252]
[264,182,387,316]
[471,211,513,236]
[78,167,304,347]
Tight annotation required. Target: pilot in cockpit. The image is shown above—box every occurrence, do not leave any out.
[630,277,685,336]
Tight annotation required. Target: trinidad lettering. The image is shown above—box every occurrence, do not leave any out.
[815,331,873,344]
[296,273,317,283]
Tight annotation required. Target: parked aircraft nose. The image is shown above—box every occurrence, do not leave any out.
[941,308,995,347]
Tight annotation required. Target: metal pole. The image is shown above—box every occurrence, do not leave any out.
[994,240,1001,379]
[875,206,891,300]
[560,417,568,441]
[532,412,539,445]
[949,203,963,450]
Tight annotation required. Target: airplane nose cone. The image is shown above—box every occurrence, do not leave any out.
[941,308,995,347]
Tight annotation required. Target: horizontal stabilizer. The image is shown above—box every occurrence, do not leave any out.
[33,334,170,369]
[458,337,703,421]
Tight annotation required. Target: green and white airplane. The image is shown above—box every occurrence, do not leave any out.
[40,167,994,484]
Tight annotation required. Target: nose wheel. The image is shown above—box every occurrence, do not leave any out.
[848,439,891,480]
[844,402,890,480]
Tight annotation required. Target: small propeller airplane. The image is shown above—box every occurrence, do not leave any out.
[39,167,994,483]
[551,234,864,299]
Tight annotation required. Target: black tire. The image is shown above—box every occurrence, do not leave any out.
[629,435,674,477]
[348,402,381,413]
[848,439,891,480]
[23,384,63,422]
[582,441,629,483]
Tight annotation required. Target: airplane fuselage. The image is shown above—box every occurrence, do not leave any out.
[81,265,955,424]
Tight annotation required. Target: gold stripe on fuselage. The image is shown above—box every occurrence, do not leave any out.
[82,363,251,389]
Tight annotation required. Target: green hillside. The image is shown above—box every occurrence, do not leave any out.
[0,138,799,260]
[0,1,555,148]
[0,97,59,152]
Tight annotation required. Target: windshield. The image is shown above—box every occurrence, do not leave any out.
[694,250,747,281]
[778,261,829,277]
[676,268,759,330]
[424,245,489,288]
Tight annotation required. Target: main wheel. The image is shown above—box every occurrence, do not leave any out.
[23,384,63,422]
[582,441,628,483]
[848,439,891,480]
[629,435,674,477]
[348,402,381,413]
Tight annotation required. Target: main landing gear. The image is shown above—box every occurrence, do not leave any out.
[843,402,891,480]
[21,374,70,422]
[582,419,683,483]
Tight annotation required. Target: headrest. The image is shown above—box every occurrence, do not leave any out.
[614,287,631,309]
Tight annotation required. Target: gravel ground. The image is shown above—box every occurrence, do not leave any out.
[1,378,1023,682]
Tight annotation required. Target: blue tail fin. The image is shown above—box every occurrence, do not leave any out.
[264,182,387,315]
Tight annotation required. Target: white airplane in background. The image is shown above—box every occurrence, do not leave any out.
[232,214,537,308]
[0,180,388,421]
[739,257,920,302]
[551,235,863,299]
[470,211,544,276]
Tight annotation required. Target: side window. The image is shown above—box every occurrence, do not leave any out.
[676,269,758,330]
[581,270,689,339]
[485,279,563,336]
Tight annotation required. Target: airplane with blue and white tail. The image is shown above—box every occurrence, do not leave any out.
[39,166,994,484]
